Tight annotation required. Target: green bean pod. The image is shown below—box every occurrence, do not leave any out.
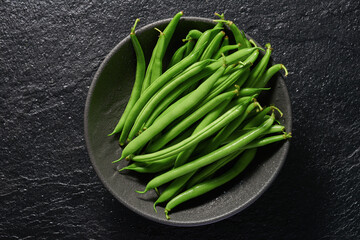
[150,29,166,83]
[213,44,241,60]
[186,29,203,40]
[206,47,261,72]
[200,100,260,156]
[244,43,273,88]
[119,156,175,173]
[215,20,247,49]
[144,78,199,129]
[125,98,253,163]
[238,88,270,97]
[120,66,226,158]
[119,44,206,145]
[150,11,184,83]
[147,90,237,152]
[168,44,187,68]
[204,67,250,103]
[128,60,211,140]
[109,19,146,136]
[141,44,157,93]
[174,98,232,168]
[184,39,196,57]
[164,148,258,219]
[200,31,225,60]
[224,125,286,145]
[254,64,288,88]
[220,35,229,49]
[242,106,273,129]
[186,150,243,189]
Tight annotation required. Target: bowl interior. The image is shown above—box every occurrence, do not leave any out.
[84,17,292,226]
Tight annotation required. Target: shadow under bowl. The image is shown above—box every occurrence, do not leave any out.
[84,17,292,227]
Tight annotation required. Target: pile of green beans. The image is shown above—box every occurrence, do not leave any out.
[109,12,290,220]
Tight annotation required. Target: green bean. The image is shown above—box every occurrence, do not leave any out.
[128,60,211,140]
[136,113,274,193]
[150,29,166,83]
[175,100,232,165]
[192,27,222,53]
[215,20,247,49]
[213,44,241,60]
[215,48,259,88]
[163,124,197,149]
[238,88,270,97]
[224,125,286,144]
[168,44,187,68]
[109,19,145,136]
[164,148,258,219]
[141,44,157,93]
[200,101,260,156]
[174,98,232,168]
[201,50,259,106]
[244,43,272,88]
[242,106,279,129]
[184,39,195,57]
[119,156,175,173]
[200,31,225,60]
[254,64,288,88]
[152,98,232,210]
[148,90,237,152]
[120,66,226,157]
[186,29,202,40]
[186,150,243,189]
[126,98,253,163]
[150,11,184,83]
[144,78,199,129]
[163,12,184,47]
[204,66,250,103]
[220,35,229,49]
[192,99,259,155]
[119,44,206,145]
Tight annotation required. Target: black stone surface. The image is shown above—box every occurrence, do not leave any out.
[1,0,359,239]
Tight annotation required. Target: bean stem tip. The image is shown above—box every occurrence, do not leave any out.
[165,209,170,220]
[135,189,148,194]
[270,105,283,117]
[281,64,289,76]
[131,18,140,34]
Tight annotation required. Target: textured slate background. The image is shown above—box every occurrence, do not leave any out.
[1,0,359,239]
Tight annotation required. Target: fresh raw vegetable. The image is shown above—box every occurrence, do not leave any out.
[108,12,290,220]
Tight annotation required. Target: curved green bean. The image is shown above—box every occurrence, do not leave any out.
[213,44,241,60]
[168,44,187,68]
[254,64,288,88]
[245,43,272,88]
[200,31,225,60]
[151,11,184,83]
[109,19,145,136]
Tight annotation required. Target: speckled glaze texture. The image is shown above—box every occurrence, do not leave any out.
[1,0,359,239]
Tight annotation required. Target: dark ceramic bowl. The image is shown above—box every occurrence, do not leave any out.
[84,17,292,226]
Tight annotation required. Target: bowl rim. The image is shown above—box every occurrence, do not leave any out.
[84,16,292,227]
